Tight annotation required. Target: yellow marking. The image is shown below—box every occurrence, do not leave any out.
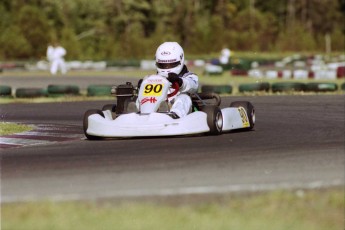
[143,84,163,96]
[238,107,250,127]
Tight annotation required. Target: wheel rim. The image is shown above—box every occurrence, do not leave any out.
[252,110,255,125]
[216,112,223,131]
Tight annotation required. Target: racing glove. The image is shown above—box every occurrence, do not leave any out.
[167,73,183,87]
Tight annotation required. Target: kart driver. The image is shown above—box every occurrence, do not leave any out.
[138,42,199,119]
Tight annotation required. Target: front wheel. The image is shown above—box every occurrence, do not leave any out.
[102,104,117,119]
[83,109,104,140]
[201,105,223,135]
[102,104,116,112]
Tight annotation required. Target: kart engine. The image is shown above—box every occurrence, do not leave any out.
[111,82,136,114]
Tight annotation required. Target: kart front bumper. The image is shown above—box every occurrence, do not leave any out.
[86,111,210,137]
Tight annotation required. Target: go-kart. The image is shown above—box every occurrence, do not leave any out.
[83,74,255,139]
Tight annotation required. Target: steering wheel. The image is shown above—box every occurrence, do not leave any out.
[167,82,180,98]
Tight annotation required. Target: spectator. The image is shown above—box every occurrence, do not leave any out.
[219,47,231,65]
[47,42,67,75]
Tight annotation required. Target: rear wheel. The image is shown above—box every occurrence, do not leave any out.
[230,101,255,130]
[83,109,104,140]
[201,105,223,135]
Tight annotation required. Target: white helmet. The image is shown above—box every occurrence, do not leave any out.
[155,42,184,77]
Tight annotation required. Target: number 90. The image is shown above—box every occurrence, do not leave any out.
[144,84,162,94]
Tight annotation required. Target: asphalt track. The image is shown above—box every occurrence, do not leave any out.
[1,95,344,203]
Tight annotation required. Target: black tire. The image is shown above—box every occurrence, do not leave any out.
[230,101,255,130]
[15,88,48,98]
[271,82,306,92]
[87,85,113,96]
[239,82,270,93]
[47,84,80,96]
[201,85,232,94]
[341,82,345,91]
[83,109,104,140]
[0,85,12,97]
[305,82,338,92]
[102,104,116,112]
[102,104,117,119]
[200,105,223,135]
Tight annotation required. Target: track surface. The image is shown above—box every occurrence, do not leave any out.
[1,95,344,202]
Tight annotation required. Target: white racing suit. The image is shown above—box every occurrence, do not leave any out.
[49,46,67,75]
[169,66,199,118]
[136,65,199,118]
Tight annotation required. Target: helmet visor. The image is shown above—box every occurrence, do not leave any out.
[156,61,181,69]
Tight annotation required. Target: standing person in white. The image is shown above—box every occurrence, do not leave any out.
[137,42,199,118]
[219,47,231,65]
[47,42,67,75]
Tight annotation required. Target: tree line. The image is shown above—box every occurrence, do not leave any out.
[0,0,344,60]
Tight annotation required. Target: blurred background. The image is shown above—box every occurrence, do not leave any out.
[0,0,344,62]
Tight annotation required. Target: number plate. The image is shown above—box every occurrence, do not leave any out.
[143,84,163,96]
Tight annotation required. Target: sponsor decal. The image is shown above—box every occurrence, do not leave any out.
[157,59,177,63]
[161,51,171,56]
[140,97,157,105]
[238,107,250,127]
[147,78,163,83]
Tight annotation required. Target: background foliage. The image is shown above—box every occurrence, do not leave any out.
[0,0,344,60]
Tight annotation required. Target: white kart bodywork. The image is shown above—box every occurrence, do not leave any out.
[86,107,249,137]
[85,75,252,138]
[87,111,209,137]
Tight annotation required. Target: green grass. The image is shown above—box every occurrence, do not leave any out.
[0,122,33,135]
[1,189,343,230]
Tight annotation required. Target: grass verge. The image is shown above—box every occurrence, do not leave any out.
[1,188,343,230]
[0,122,33,136]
